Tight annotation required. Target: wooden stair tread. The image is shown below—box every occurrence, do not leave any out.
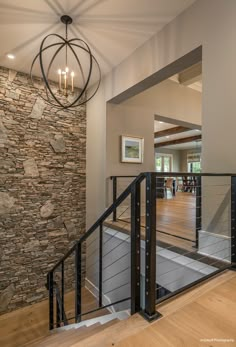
[47,323,102,347]
[0,285,112,347]
[69,314,149,347]
[27,324,99,347]
[54,320,119,347]
[27,319,120,347]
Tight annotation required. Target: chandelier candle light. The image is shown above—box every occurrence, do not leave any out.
[30,15,101,109]
[58,67,73,95]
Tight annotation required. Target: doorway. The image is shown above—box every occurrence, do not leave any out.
[155,154,172,172]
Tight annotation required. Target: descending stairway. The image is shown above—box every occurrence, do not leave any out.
[22,311,129,347]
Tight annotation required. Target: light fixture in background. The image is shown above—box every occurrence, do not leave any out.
[7,53,15,59]
[30,15,101,110]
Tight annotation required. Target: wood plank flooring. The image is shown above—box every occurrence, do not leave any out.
[108,192,196,251]
[115,270,236,347]
[47,271,235,347]
[0,287,108,347]
[156,192,196,241]
[2,271,235,347]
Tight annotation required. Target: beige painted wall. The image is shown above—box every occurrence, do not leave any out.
[105,79,201,209]
[122,79,202,126]
[106,102,155,208]
[106,103,155,177]
[86,80,107,227]
[106,79,201,177]
[86,0,236,228]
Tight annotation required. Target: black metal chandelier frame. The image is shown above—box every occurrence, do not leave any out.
[30,15,101,109]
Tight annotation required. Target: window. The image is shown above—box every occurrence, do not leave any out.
[188,161,201,173]
[155,154,172,172]
[187,152,201,173]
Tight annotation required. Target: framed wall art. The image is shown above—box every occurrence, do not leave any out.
[121,135,144,163]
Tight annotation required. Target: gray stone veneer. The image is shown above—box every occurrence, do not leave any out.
[0,66,86,314]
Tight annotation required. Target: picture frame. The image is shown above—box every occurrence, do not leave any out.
[121,135,144,163]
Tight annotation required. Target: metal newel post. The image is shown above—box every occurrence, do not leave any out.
[48,272,54,330]
[131,181,141,314]
[61,261,65,323]
[112,177,117,221]
[231,176,236,269]
[99,223,103,307]
[75,242,82,322]
[56,289,61,328]
[142,173,161,321]
[195,176,202,249]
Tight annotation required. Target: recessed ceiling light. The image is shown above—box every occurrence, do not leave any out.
[166,136,170,138]
[195,129,201,132]
[158,121,163,124]
[7,54,15,60]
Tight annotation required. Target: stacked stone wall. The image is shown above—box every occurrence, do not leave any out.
[0,66,86,314]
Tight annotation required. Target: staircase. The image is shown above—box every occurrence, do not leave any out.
[1,172,235,346]
[22,311,129,347]
[43,172,235,340]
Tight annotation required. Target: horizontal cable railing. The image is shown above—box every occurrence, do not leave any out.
[111,172,236,320]
[47,173,145,329]
[47,172,236,330]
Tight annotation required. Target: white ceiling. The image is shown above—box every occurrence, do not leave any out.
[0,0,196,87]
[154,120,202,150]
[163,140,202,150]
[154,121,176,132]
[154,129,201,143]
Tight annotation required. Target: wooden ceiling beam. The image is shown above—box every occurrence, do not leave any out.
[154,126,191,138]
[155,135,201,148]
[178,62,202,86]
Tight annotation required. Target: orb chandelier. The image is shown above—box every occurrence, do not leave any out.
[30,15,101,109]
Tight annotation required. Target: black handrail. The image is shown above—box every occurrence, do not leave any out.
[47,172,146,329]
[111,172,236,177]
[51,173,145,272]
[47,172,236,330]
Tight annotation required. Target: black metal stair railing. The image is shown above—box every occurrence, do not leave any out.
[110,172,236,315]
[46,173,146,330]
[47,172,236,331]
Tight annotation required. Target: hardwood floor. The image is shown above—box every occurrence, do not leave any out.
[23,318,120,347]
[39,271,235,347]
[108,192,196,251]
[0,287,109,347]
[116,270,236,347]
[156,192,196,242]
